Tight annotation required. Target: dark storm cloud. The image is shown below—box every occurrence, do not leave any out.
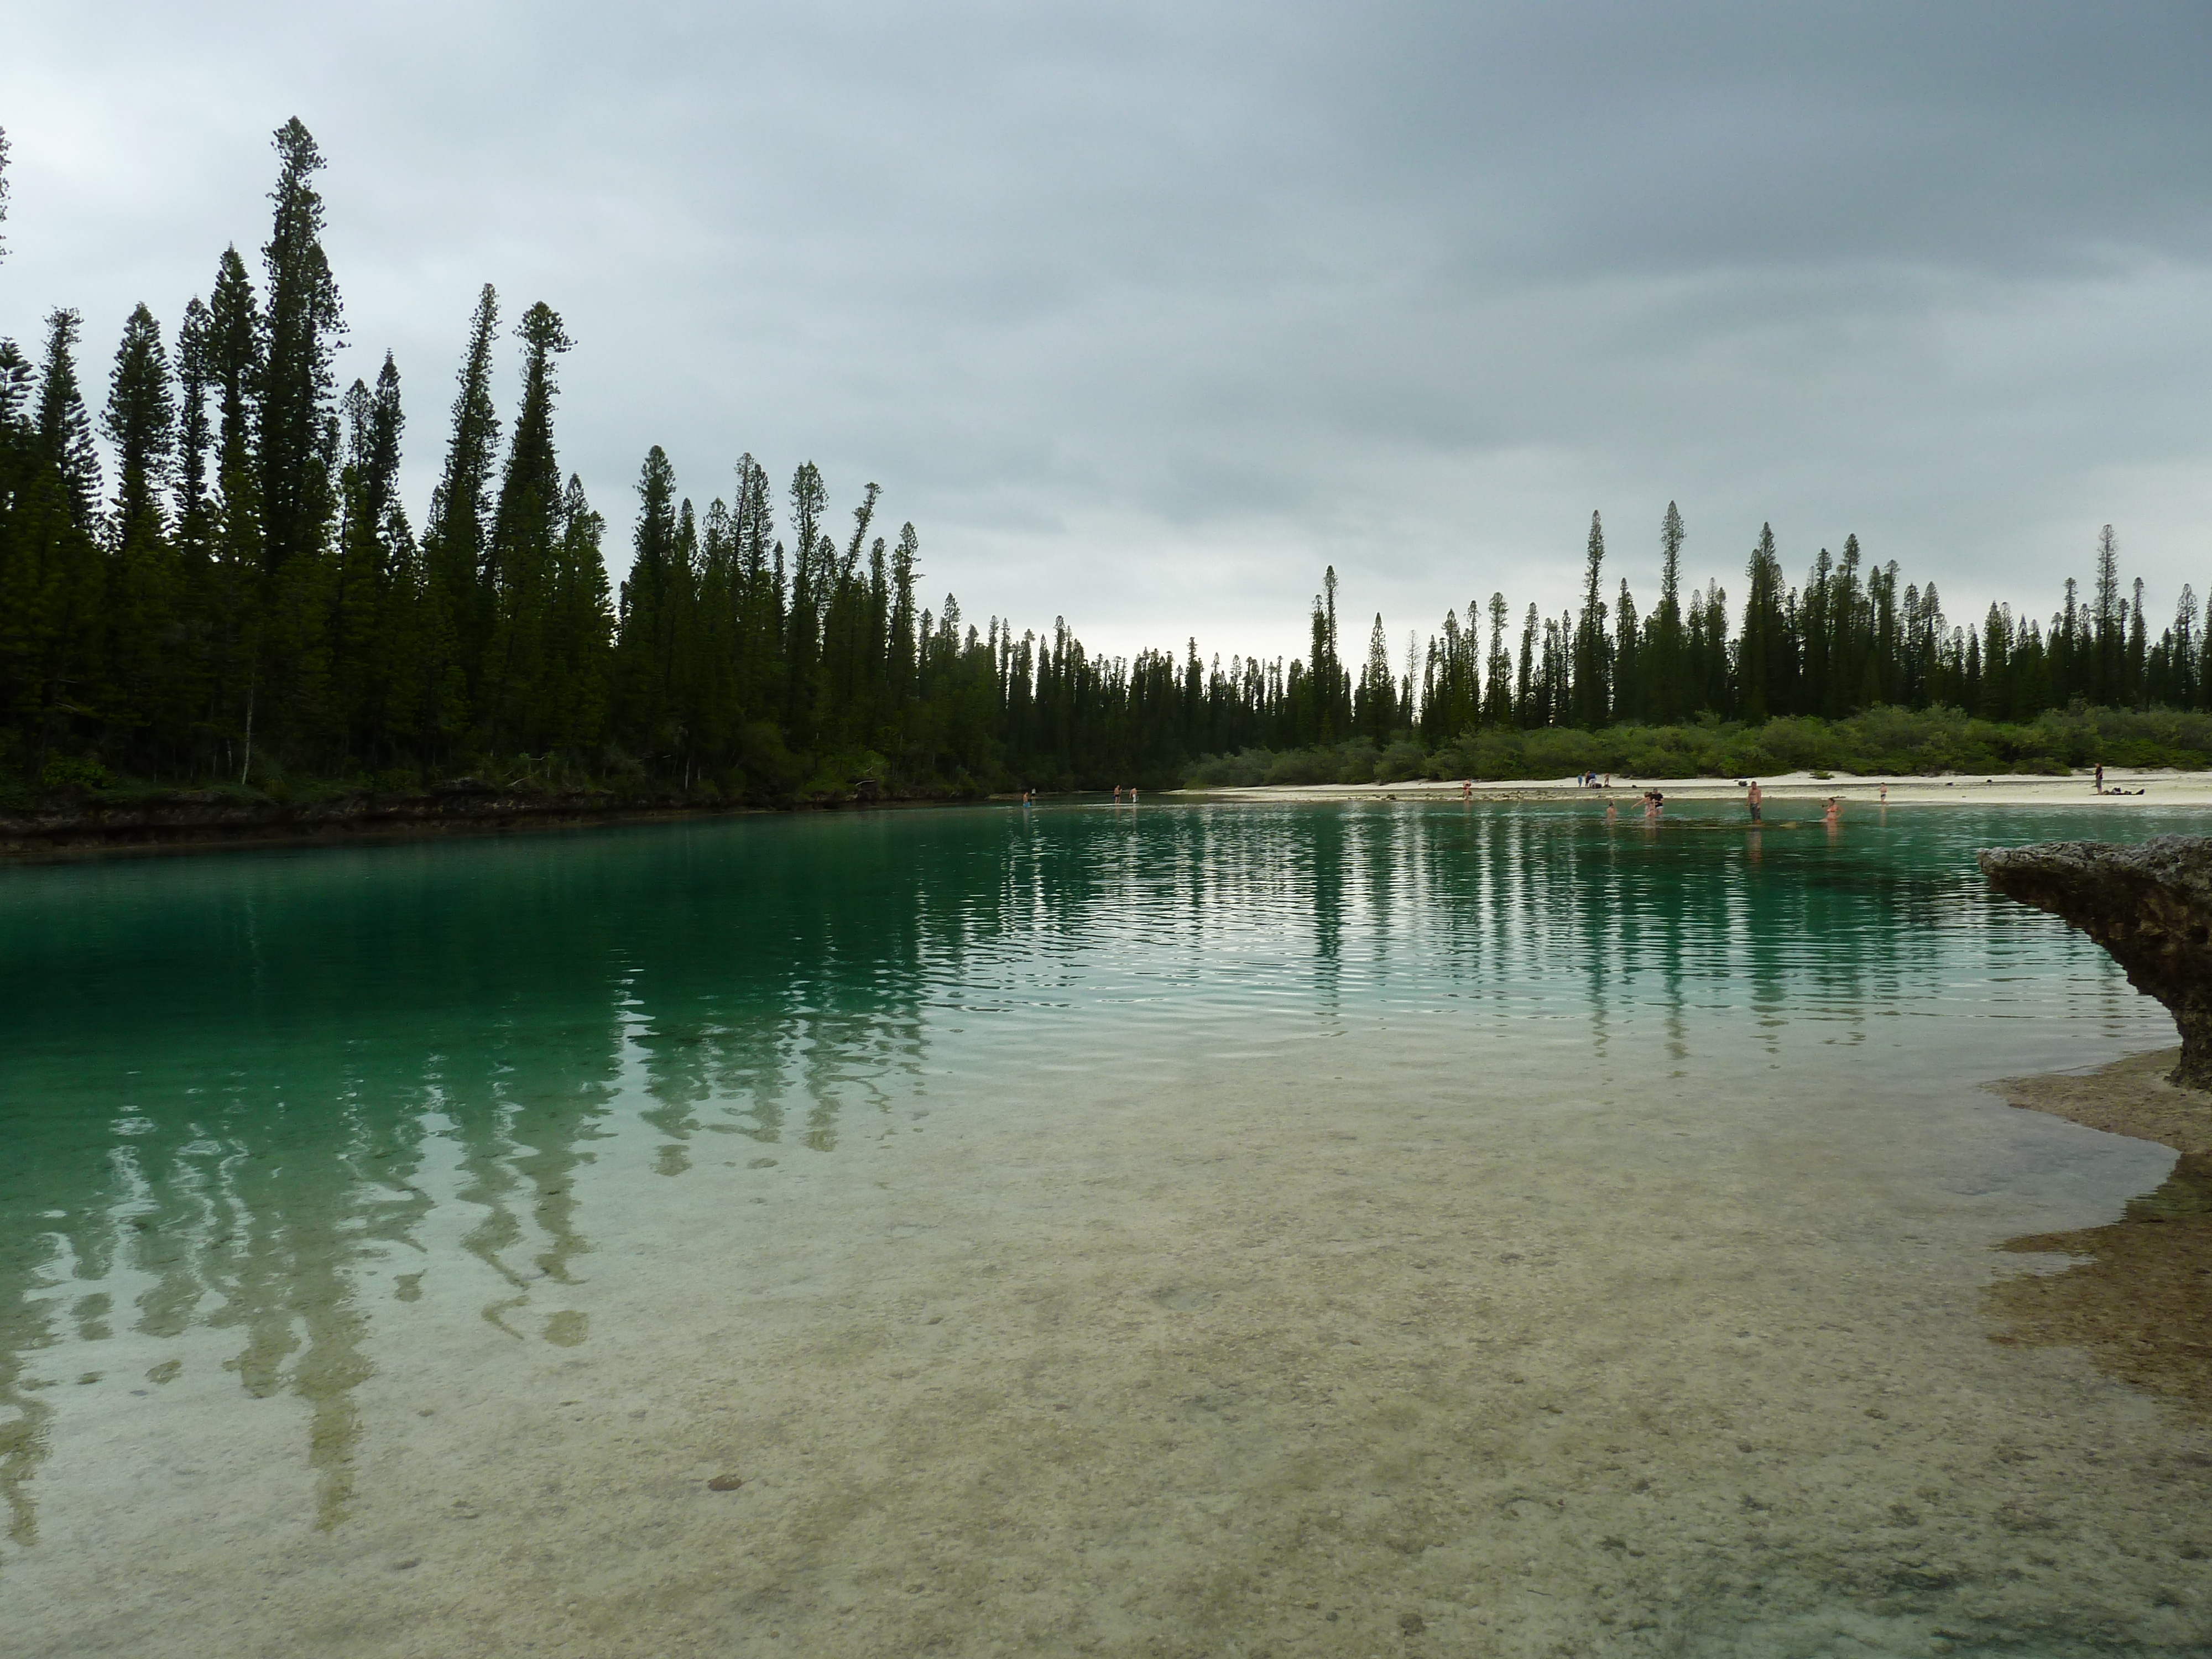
[4,2,2209,658]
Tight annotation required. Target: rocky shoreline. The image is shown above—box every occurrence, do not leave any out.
[1981,837,2212,1089]
[0,782,932,862]
[1975,840,2212,1416]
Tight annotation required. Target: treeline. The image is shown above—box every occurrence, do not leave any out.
[3,122,2209,805]
[0,123,1260,800]
[1396,509,2204,745]
[0,121,1007,801]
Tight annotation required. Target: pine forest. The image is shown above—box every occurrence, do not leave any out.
[6,122,2212,810]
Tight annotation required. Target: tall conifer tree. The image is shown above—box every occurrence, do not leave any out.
[205,249,264,569]
[484,302,574,745]
[2091,524,2121,705]
[1571,510,1608,728]
[419,285,502,733]
[1612,580,1640,722]
[547,473,613,749]
[1647,502,1687,722]
[1356,612,1395,742]
[173,298,214,560]
[199,247,268,764]
[102,305,182,745]
[1483,593,1512,726]
[35,310,102,531]
[333,354,408,755]
[257,119,344,576]
[1739,524,1787,722]
[103,304,175,535]
[616,446,680,755]
[17,312,107,769]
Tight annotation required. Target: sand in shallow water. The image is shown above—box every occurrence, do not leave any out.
[6,1051,2210,1659]
[1993,1048,2212,1158]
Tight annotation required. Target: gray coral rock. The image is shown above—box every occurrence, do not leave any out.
[1979,836,2212,1091]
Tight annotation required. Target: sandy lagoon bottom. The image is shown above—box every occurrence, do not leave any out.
[8,1034,2208,1659]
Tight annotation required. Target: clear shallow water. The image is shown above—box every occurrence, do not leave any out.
[1,800,2206,1657]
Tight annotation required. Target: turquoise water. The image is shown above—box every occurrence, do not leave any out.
[2,801,2206,1657]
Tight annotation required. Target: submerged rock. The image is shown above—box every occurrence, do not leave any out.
[1979,837,2212,1090]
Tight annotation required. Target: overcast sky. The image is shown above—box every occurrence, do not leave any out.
[4,2,2209,662]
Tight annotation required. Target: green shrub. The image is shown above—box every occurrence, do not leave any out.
[1376,738,1427,782]
[1189,703,2212,789]
[41,755,113,791]
[1184,749,1270,787]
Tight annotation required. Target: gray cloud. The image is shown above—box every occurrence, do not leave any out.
[5,1,2209,660]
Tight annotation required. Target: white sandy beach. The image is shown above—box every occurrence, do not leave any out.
[1179,767,2212,810]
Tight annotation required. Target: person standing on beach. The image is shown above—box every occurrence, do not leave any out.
[2094,763,2105,793]
[1747,779,1763,823]
[1461,779,1472,802]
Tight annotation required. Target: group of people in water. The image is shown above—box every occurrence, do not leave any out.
[1021,785,1141,806]
[1559,769,1854,829]
[1584,777,1844,828]
[1743,778,1844,826]
[1594,788,1667,822]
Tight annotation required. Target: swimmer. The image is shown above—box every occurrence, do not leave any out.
[1746,779,1762,824]
[1823,795,1842,826]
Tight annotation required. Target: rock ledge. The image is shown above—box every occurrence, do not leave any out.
[1979,836,2212,1090]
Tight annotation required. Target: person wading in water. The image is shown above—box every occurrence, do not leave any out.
[1747,779,1763,824]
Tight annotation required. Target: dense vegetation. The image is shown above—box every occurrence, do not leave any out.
[3,122,2208,808]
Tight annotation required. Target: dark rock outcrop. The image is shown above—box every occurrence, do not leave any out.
[0,787,686,859]
[1979,837,2212,1091]
[0,777,969,861]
